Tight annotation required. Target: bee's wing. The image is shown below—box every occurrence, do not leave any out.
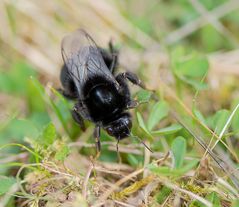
[61,29,117,94]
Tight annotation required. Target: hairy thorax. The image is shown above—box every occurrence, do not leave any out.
[84,82,125,122]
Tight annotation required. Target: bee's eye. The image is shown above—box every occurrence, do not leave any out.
[106,127,114,135]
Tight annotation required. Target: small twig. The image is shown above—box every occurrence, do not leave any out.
[91,202,105,207]
[114,200,135,207]
[143,140,151,178]
[164,0,239,45]
[97,157,166,203]
[143,181,159,206]
[98,168,144,202]
[217,177,239,197]
[42,163,77,178]
[94,166,127,176]
[99,162,133,172]
[189,0,239,46]
[0,152,28,164]
[82,163,94,199]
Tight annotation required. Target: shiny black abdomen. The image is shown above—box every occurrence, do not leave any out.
[83,76,129,123]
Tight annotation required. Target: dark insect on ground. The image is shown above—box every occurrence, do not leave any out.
[59,29,150,155]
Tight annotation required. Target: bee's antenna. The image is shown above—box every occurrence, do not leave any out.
[123,123,153,153]
[131,134,153,153]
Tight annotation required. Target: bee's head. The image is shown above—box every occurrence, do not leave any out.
[105,113,132,140]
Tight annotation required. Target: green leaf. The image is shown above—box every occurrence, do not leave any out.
[0,61,36,95]
[155,186,172,204]
[54,145,70,161]
[148,160,198,177]
[129,15,153,35]
[126,154,142,167]
[147,101,169,131]
[27,78,46,113]
[136,112,151,136]
[5,4,17,34]
[135,89,152,103]
[180,160,199,174]
[29,112,51,128]
[42,123,56,146]
[201,25,225,52]
[232,199,239,207]
[0,74,14,93]
[0,118,39,144]
[177,54,209,78]
[171,136,186,169]
[31,77,70,136]
[231,99,239,134]
[51,87,72,109]
[171,47,209,90]
[193,108,207,125]
[99,149,117,162]
[206,192,221,207]
[176,73,208,90]
[171,46,185,68]
[152,124,182,135]
[210,110,230,135]
[148,165,173,176]
[0,177,16,195]
[189,200,206,207]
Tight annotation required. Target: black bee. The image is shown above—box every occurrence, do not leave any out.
[60,29,147,152]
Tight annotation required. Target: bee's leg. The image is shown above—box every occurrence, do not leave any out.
[108,40,118,74]
[59,64,78,100]
[108,39,114,54]
[116,72,155,108]
[109,53,117,74]
[116,75,139,109]
[94,126,101,159]
[115,73,131,101]
[116,72,146,89]
[98,41,118,74]
[71,106,86,131]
